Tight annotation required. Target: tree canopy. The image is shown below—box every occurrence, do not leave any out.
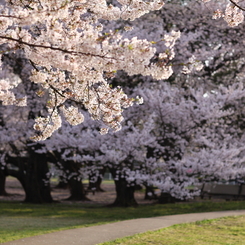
[1,0,245,205]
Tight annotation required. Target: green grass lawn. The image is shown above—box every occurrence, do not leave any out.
[99,215,245,245]
[1,200,245,243]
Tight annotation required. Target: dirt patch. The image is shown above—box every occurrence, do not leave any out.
[0,177,156,205]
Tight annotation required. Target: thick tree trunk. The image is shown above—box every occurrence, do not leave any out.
[66,178,88,201]
[0,170,7,196]
[109,168,137,207]
[23,152,53,203]
[6,151,53,203]
[112,178,137,207]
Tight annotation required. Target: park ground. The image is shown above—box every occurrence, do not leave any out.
[0,177,155,205]
[1,177,245,244]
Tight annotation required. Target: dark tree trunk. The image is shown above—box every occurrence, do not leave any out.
[66,178,88,201]
[112,178,137,207]
[23,152,53,203]
[110,168,137,207]
[0,169,7,196]
[0,106,7,196]
[6,150,53,203]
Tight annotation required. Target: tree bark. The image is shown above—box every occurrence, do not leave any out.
[112,178,137,207]
[0,169,7,196]
[23,150,53,203]
[110,168,138,207]
[6,149,53,203]
[66,178,88,201]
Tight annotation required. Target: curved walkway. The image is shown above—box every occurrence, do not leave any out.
[4,210,245,245]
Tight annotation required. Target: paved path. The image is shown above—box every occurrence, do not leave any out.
[4,210,245,245]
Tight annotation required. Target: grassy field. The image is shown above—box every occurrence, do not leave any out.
[99,215,245,245]
[1,200,245,243]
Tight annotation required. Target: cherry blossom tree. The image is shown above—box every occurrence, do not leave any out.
[1,0,245,206]
[0,0,181,141]
[98,115,155,206]
[39,79,245,206]
[0,108,7,196]
[0,0,182,202]
[1,0,244,141]
[39,107,154,206]
[101,0,245,200]
[41,119,103,201]
[0,50,53,202]
[91,0,245,203]
[133,82,245,202]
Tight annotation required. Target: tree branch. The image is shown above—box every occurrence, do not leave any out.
[229,0,245,12]
[0,35,115,60]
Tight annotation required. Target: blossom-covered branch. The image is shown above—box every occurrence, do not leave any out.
[0,0,180,140]
[203,0,245,26]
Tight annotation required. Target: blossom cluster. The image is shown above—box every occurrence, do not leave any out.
[0,0,179,140]
[203,0,244,26]
[0,64,27,106]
